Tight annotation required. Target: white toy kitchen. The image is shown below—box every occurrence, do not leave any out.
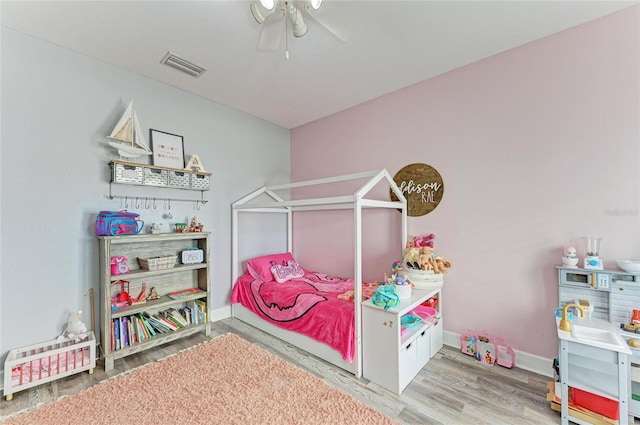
[557,265,640,423]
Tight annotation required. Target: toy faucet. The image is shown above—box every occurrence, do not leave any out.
[559,303,584,332]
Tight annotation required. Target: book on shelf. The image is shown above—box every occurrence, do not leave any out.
[133,316,144,342]
[134,316,144,341]
[121,317,128,348]
[168,308,188,327]
[111,319,116,351]
[153,313,179,331]
[187,300,198,324]
[114,318,121,350]
[194,299,207,323]
[143,312,170,333]
[138,313,156,336]
[181,306,192,325]
[167,287,205,300]
[127,317,135,345]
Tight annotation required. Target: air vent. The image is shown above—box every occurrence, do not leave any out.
[160,52,207,78]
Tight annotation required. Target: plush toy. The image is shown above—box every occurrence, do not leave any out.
[402,246,421,267]
[432,257,452,274]
[58,310,89,342]
[419,247,435,271]
[413,234,435,248]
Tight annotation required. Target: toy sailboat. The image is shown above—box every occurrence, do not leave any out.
[107,100,152,158]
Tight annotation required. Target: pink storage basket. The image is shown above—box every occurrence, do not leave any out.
[410,305,437,320]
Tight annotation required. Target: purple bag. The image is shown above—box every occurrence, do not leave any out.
[95,210,144,236]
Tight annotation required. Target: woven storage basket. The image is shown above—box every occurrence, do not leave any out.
[113,163,143,185]
[190,173,210,190]
[143,167,168,187]
[138,255,177,270]
[168,170,191,189]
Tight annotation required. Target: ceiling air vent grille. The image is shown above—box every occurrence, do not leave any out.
[160,52,207,78]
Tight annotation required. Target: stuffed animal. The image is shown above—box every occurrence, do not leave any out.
[431,256,452,274]
[402,246,421,267]
[419,247,435,271]
[413,234,435,248]
[58,310,89,342]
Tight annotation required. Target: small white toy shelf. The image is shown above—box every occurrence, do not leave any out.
[232,169,407,378]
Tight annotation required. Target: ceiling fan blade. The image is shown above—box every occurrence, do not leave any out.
[304,2,350,42]
[258,12,283,51]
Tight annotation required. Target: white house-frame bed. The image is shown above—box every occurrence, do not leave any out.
[231,169,407,378]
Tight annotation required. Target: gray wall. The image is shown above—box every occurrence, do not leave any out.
[0,28,290,359]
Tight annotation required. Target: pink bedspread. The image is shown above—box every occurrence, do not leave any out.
[230,270,359,362]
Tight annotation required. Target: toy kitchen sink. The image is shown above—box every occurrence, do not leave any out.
[557,266,640,423]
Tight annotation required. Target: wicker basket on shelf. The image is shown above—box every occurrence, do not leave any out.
[138,255,177,271]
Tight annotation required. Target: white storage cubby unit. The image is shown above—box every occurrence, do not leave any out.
[362,286,442,394]
[98,232,211,371]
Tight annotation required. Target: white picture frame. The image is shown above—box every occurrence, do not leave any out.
[150,129,185,169]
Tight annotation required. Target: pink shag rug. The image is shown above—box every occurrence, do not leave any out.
[3,333,397,425]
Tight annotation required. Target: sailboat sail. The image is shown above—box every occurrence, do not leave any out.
[107,100,152,157]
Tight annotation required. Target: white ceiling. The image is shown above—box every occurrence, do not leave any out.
[2,0,637,129]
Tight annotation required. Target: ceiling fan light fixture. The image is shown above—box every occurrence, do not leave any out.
[250,1,275,24]
[260,0,275,10]
[310,0,322,10]
[289,6,308,37]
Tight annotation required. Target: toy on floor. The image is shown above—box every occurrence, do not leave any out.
[460,330,515,368]
[494,337,515,368]
[460,331,477,356]
[476,333,495,366]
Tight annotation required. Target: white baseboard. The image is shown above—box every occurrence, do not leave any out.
[214,308,553,378]
[443,330,553,378]
[210,305,232,323]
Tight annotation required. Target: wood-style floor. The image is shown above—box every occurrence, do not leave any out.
[0,317,600,424]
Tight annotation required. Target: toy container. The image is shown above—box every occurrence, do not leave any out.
[460,330,477,356]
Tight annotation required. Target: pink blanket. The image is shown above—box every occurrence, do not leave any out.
[230,270,359,362]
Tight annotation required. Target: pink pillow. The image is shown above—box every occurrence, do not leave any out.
[247,252,297,282]
[271,260,305,283]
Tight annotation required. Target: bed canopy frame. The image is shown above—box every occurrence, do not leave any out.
[231,169,407,377]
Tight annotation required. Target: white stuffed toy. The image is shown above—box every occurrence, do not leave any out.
[58,310,89,342]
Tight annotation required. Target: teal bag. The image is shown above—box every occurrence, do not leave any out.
[372,285,400,310]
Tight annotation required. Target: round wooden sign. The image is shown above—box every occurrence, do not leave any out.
[390,163,444,217]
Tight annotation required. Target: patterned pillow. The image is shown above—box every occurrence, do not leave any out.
[247,252,296,282]
[271,260,305,283]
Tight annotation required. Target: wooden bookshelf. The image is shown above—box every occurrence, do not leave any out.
[98,232,211,371]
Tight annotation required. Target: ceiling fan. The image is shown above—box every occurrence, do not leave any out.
[250,0,349,58]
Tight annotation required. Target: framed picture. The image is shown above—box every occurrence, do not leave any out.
[150,129,185,169]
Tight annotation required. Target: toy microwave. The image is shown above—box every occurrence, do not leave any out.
[181,248,204,265]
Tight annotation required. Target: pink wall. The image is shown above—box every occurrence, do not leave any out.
[290,6,640,360]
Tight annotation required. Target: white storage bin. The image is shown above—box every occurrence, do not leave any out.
[430,316,443,358]
[168,170,191,188]
[112,163,143,185]
[143,167,168,187]
[191,173,210,190]
[399,338,417,390]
